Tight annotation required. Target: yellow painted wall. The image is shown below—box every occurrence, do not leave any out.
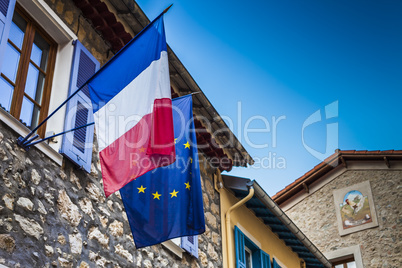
[220,188,303,268]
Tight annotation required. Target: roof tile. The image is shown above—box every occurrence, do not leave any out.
[272,149,402,202]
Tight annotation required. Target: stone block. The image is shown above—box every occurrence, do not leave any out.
[58,234,66,245]
[57,190,82,227]
[2,194,14,210]
[86,183,105,203]
[0,234,15,253]
[114,244,133,263]
[16,197,33,211]
[31,169,41,185]
[88,227,109,248]
[210,203,219,215]
[204,212,217,229]
[14,214,43,239]
[78,198,94,220]
[109,220,123,237]
[69,232,82,254]
[44,245,53,257]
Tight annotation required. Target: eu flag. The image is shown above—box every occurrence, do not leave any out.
[120,95,205,248]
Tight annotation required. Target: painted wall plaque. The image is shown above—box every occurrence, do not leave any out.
[333,181,378,236]
[340,190,372,229]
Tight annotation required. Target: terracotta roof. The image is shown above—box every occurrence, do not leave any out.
[272,149,402,205]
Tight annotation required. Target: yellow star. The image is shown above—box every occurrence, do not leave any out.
[190,157,193,163]
[139,147,146,153]
[184,141,190,149]
[132,160,137,167]
[174,138,178,144]
[185,182,191,190]
[170,189,179,198]
[137,185,146,193]
[152,191,161,200]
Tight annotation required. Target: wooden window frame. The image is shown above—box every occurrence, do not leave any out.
[3,3,56,137]
[332,256,355,268]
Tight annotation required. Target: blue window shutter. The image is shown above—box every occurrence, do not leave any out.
[0,0,16,70]
[234,226,247,268]
[260,250,271,268]
[273,258,282,268]
[181,235,199,258]
[60,40,99,172]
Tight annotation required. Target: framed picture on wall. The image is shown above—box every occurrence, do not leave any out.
[333,181,378,236]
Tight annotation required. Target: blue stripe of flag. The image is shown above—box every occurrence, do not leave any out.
[87,15,167,113]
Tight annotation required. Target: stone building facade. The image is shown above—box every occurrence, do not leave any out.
[273,150,402,268]
[0,0,254,267]
[0,121,226,267]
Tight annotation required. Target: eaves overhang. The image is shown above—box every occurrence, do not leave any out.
[222,175,332,268]
[272,149,402,206]
[72,0,254,171]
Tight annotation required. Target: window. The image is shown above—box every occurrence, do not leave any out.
[324,245,363,268]
[0,1,96,170]
[162,235,199,258]
[333,257,356,268]
[181,235,199,258]
[234,226,271,268]
[273,258,283,268]
[0,4,56,137]
[245,246,253,268]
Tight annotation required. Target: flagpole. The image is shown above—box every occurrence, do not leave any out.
[23,122,95,149]
[172,92,201,101]
[163,4,173,14]
[17,81,88,147]
[17,5,173,150]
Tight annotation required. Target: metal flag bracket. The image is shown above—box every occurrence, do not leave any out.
[16,4,174,151]
[17,91,200,150]
[17,122,94,151]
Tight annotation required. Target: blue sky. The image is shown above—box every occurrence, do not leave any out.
[137,0,402,196]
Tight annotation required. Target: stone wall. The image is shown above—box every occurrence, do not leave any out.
[284,169,402,268]
[0,115,222,268]
[0,0,224,267]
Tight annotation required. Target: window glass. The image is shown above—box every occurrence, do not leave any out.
[31,43,42,66]
[2,42,20,82]
[24,63,45,104]
[32,31,49,69]
[1,21,21,113]
[20,96,35,128]
[0,5,56,135]
[25,64,39,98]
[347,261,356,268]
[0,77,14,111]
[8,12,25,48]
[245,247,252,268]
[1,12,26,87]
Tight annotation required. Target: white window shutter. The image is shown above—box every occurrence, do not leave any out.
[60,40,99,172]
[181,235,199,258]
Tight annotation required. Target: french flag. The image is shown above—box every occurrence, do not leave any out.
[87,14,175,197]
